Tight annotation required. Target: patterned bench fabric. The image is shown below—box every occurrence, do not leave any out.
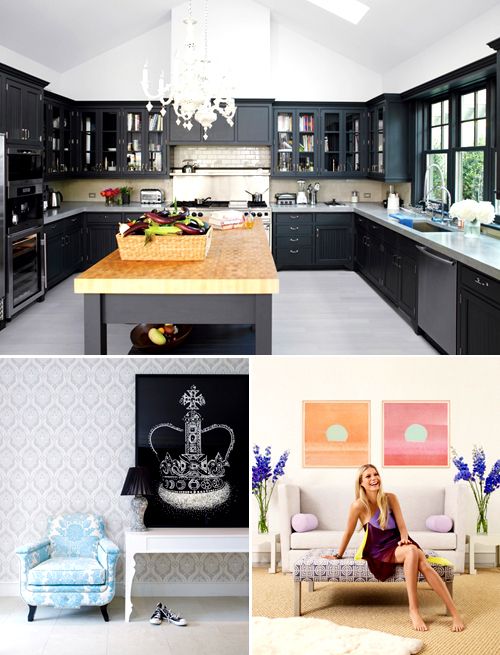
[293,548,454,583]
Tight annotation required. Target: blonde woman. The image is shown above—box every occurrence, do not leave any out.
[323,464,464,632]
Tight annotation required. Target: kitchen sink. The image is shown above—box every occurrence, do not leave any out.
[409,222,452,233]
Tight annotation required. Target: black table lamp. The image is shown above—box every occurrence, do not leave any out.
[120,466,153,531]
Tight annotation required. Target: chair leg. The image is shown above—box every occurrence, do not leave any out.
[27,605,37,622]
[100,605,109,622]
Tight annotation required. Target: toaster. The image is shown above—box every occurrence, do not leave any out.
[140,188,163,205]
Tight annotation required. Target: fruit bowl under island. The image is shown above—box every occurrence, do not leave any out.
[74,218,278,355]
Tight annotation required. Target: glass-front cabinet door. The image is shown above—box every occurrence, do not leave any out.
[146,109,165,174]
[321,108,365,177]
[368,104,385,176]
[124,107,167,175]
[126,110,143,173]
[81,110,97,173]
[274,109,318,176]
[101,110,120,173]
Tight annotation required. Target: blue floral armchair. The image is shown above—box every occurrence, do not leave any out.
[16,513,119,622]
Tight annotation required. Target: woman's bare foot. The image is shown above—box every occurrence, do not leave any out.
[409,609,428,631]
[451,615,465,632]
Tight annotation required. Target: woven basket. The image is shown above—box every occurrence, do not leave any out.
[116,227,213,261]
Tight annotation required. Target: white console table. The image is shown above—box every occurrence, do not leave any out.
[124,527,249,621]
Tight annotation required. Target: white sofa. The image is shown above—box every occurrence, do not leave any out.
[278,484,466,573]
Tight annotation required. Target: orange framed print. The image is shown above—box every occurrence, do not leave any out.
[303,401,370,467]
[383,401,450,467]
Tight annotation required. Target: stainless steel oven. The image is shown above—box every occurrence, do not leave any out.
[7,146,43,183]
[6,225,45,318]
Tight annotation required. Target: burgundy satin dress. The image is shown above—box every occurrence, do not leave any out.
[362,507,420,581]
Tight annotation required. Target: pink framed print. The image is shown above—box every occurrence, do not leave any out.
[303,401,370,467]
[383,401,450,467]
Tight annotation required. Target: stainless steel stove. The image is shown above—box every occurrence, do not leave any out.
[171,200,271,245]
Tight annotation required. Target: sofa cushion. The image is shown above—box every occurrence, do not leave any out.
[291,530,363,550]
[290,529,456,551]
[48,514,105,559]
[292,514,318,533]
[27,557,106,586]
[426,515,453,532]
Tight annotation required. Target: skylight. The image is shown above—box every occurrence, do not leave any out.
[305,0,370,25]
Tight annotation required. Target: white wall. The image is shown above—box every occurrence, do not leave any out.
[251,356,500,563]
[270,20,382,102]
[0,44,60,88]
[56,21,171,100]
[383,4,500,93]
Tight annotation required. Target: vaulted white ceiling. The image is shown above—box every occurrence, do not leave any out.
[0,0,498,74]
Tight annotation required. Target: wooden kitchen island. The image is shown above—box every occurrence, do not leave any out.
[74,221,279,355]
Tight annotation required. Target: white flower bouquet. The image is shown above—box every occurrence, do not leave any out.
[449,199,495,224]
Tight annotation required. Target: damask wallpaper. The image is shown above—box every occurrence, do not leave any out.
[0,357,249,591]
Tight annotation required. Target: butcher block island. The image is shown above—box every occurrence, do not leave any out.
[74,220,279,355]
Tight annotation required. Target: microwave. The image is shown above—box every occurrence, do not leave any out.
[7,146,43,183]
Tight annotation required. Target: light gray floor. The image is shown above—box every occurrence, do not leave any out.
[0,271,437,355]
[0,595,248,655]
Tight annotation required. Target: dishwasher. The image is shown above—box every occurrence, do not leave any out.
[416,245,457,354]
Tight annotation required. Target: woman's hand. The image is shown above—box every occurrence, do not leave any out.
[398,533,411,546]
[322,554,341,560]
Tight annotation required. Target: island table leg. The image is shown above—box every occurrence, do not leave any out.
[84,294,107,355]
[254,295,272,355]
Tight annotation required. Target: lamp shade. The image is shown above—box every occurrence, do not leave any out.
[120,467,153,496]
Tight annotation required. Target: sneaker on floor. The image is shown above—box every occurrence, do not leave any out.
[161,605,187,626]
[149,602,164,625]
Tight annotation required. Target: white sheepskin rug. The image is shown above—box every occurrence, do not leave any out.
[253,617,423,655]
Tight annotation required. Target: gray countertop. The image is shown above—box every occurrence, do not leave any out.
[45,201,500,282]
[43,202,156,225]
[272,202,500,282]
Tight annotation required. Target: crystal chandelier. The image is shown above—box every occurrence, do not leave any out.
[141,0,236,140]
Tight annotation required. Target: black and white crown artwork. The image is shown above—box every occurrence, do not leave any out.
[148,385,235,510]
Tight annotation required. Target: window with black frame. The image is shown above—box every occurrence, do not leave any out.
[425,98,450,204]
[455,88,487,201]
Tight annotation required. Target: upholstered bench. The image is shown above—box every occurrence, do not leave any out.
[293,548,454,616]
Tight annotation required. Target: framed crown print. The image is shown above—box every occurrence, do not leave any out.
[135,374,249,528]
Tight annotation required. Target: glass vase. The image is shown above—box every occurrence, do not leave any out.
[464,220,480,238]
[476,507,488,535]
[257,510,269,534]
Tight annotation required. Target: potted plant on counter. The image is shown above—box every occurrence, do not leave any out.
[120,186,133,205]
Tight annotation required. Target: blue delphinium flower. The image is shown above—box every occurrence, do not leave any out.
[252,445,290,533]
[452,446,499,533]
[472,445,486,481]
[485,459,500,495]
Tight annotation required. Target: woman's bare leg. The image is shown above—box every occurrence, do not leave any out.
[416,551,465,632]
[393,545,428,631]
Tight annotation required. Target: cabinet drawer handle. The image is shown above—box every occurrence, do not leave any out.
[290,226,299,231]
[289,249,299,254]
[474,276,489,287]
[289,215,300,219]
[290,238,299,242]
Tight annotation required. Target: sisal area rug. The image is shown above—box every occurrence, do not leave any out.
[253,616,423,655]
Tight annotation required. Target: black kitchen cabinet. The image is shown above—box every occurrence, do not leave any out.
[44,94,77,177]
[315,214,353,266]
[320,107,366,177]
[236,103,272,144]
[79,108,122,175]
[124,106,167,175]
[85,212,121,267]
[367,94,409,182]
[274,213,314,268]
[4,74,45,146]
[458,265,500,354]
[44,215,84,289]
[354,215,417,324]
[168,101,272,145]
[273,212,353,269]
[273,107,319,176]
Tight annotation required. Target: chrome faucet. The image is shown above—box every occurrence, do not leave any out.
[421,162,444,210]
[437,186,452,222]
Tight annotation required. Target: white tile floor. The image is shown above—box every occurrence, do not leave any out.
[0,270,437,355]
[0,596,248,655]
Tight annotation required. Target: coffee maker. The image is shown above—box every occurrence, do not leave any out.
[296,180,308,205]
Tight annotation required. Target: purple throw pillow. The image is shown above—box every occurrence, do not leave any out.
[291,513,318,533]
[425,515,453,533]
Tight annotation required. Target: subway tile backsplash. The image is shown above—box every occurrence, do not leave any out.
[174,145,271,169]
